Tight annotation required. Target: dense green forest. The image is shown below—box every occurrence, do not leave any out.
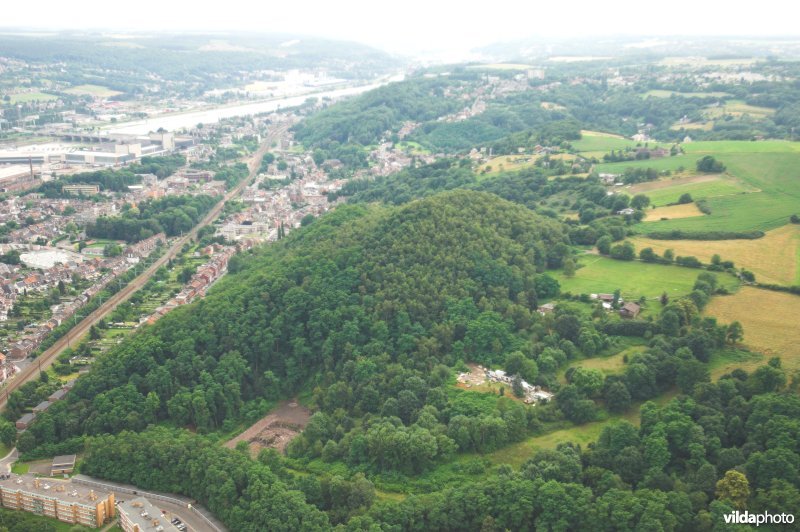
[80,376,800,531]
[86,194,216,242]
[19,186,796,530]
[129,154,186,179]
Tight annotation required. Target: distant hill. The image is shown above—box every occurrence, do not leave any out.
[0,32,398,85]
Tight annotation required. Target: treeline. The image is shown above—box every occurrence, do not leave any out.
[86,194,216,242]
[645,230,765,240]
[83,428,330,530]
[128,154,186,179]
[36,169,141,198]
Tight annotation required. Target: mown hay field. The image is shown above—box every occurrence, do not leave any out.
[631,225,800,285]
[704,287,800,371]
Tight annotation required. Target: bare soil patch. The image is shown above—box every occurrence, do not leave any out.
[224,400,311,455]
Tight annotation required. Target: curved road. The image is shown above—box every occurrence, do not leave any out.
[0,124,289,410]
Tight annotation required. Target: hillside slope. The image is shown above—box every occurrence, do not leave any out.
[35,190,569,440]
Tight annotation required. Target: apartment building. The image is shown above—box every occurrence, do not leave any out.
[118,497,179,532]
[0,474,115,527]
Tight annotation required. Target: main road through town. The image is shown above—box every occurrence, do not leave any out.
[0,123,289,410]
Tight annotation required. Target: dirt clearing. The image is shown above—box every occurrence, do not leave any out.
[224,400,311,455]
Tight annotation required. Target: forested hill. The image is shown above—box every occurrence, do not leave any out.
[32,190,569,440]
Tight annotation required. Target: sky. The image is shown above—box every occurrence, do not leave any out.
[3,0,800,55]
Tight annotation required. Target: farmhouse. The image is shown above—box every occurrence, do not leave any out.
[620,302,641,319]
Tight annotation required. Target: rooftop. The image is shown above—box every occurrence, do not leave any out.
[118,497,178,531]
[0,165,32,180]
[0,474,110,506]
[52,454,76,468]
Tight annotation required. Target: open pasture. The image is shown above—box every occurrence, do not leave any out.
[631,225,800,286]
[553,255,738,300]
[644,203,704,221]
[625,173,754,207]
[704,287,800,372]
[637,142,800,233]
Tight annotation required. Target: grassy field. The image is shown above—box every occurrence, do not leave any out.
[7,91,58,103]
[64,84,122,97]
[703,100,774,119]
[707,347,766,379]
[572,130,637,153]
[394,141,431,155]
[478,154,540,176]
[637,141,800,233]
[671,121,714,131]
[553,255,739,300]
[644,203,704,221]
[10,462,28,475]
[482,391,678,468]
[683,140,800,154]
[631,225,800,286]
[643,90,731,98]
[704,287,800,371]
[626,174,754,207]
[559,344,646,383]
[594,154,693,174]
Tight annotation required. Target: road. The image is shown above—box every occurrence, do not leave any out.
[73,474,225,532]
[0,447,17,473]
[0,123,289,411]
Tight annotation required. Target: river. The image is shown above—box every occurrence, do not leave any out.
[104,75,403,135]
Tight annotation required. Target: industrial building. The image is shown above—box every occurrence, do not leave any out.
[0,165,37,192]
[0,474,115,527]
[0,131,186,170]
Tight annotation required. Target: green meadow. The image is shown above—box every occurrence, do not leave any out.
[572,131,640,153]
[637,178,752,207]
[552,255,739,300]
[593,154,693,174]
[8,91,57,103]
[640,141,800,233]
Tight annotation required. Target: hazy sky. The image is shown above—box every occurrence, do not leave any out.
[3,0,800,55]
